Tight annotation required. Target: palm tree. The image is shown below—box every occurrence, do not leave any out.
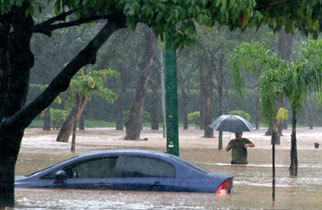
[259,39,322,177]
[232,39,322,177]
[229,42,281,129]
[280,39,322,176]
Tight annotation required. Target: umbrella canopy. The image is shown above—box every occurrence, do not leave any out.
[209,115,253,133]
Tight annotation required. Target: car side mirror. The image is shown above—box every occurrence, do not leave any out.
[54,170,66,184]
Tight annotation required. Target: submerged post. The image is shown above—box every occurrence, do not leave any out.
[218,131,223,150]
[159,51,167,138]
[165,33,179,156]
[272,130,277,202]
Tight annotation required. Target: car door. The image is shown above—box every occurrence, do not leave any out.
[114,155,176,191]
[43,156,119,190]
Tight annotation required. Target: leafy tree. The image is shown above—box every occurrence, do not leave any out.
[56,68,118,143]
[0,0,321,207]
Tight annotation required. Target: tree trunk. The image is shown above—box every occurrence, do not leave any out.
[215,54,225,147]
[255,90,260,129]
[56,97,88,142]
[0,22,10,110]
[0,6,34,207]
[289,110,298,177]
[181,87,188,129]
[150,85,159,130]
[200,65,213,138]
[201,84,213,137]
[43,108,51,131]
[199,68,204,130]
[79,113,85,130]
[265,127,273,136]
[0,130,24,208]
[124,28,155,140]
[71,116,77,152]
[71,97,81,152]
[116,82,126,130]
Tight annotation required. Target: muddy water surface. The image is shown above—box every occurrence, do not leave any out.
[14,127,322,209]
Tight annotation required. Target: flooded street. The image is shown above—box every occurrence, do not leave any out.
[15,127,322,209]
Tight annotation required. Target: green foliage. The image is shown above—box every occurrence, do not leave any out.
[258,38,322,126]
[64,68,118,109]
[258,66,285,126]
[281,39,322,113]
[123,110,150,123]
[3,1,320,50]
[49,108,68,129]
[276,107,289,124]
[0,0,23,14]
[229,42,283,96]
[228,110,251,121]
[188,111,200,125]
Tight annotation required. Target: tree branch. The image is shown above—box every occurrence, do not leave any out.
[1,20,125,129]
[33,15,106,36]
[40,9,78,26]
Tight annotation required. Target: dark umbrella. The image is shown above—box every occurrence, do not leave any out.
[208,115,253,133]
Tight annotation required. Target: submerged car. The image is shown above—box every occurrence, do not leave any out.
[15,149,233,194]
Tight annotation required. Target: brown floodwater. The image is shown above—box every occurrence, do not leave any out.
[14,127,322,209]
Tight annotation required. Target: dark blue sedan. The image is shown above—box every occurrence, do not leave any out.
[15,149,233,194]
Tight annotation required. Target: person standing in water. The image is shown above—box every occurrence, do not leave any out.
[225,132,255,164]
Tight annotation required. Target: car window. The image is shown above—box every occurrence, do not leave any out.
[119,156,176,178]
[41,157,118,179]
[169,155,209,174]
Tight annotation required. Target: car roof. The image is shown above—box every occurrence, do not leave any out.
[80,149,174,158]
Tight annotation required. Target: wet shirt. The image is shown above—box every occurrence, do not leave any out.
[229,138,252,164]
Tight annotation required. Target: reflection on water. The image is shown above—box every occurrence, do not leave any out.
[15,139,322,209]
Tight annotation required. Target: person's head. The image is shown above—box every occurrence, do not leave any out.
[235,132,243,139]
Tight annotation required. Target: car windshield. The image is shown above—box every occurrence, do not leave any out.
[169,155,209,174]
[24,156,79,177]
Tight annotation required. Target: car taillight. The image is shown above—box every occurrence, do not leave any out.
[216,180,231,195]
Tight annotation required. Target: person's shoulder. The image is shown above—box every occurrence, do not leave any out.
[242,138,252,143]
[229,139,237,145]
